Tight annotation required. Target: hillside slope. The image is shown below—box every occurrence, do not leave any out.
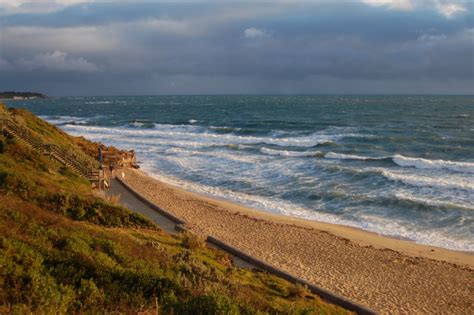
[0,104,348,314]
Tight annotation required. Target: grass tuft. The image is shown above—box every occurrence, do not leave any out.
[288,283,310,300]
[180,231,206,250]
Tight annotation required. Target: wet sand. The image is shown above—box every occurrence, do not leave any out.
[119,168,474,314]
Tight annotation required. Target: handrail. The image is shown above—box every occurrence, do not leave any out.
[2,119,43,149]
[1,117,99,181]
[46,144,93,177]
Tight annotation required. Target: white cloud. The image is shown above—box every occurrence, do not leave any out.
[418,33,447,41]
[360,0,414,11]
[4,0,82,5]
[435,2,466,18]
[244,27,268,39]
[136,18,192,35]
[0,0,83,14]
[360,0,468,17]
[16,50,99,72]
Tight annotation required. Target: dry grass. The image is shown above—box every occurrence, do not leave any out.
[288,283,309,300]
[105,193,121,206]
[180,231,206,250]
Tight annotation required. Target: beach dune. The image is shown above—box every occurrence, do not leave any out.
[119,168,474,314]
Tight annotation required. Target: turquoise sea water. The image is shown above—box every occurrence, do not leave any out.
[8,95,474,251]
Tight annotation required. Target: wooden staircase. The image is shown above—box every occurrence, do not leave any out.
[1,117,105,187]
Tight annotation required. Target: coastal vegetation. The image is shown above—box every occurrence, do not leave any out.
[0,103,348,314]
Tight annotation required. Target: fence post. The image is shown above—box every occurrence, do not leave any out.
[0,118,7,133]
[99,170,103,190]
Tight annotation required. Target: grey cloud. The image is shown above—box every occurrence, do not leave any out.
[0,1,472,95]
[15,50,100,72]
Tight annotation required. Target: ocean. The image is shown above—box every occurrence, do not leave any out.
[7,95,474,251]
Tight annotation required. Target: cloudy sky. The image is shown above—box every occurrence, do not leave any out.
[0,0,473,95]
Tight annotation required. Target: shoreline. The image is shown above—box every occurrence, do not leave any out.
[118,167,474,313]
[134,168,473,267]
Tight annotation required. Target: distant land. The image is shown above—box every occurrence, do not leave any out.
[0,91,47,100]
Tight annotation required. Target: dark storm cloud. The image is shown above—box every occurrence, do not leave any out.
[0,1,473,95]
[1,2,218,28]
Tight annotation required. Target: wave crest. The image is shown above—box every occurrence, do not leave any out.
[325,152,389,161]
[393,154,474,174]
[380,169,474,191]
[60,123,368,148]
[324,152,474,175]
[261,147,324,157]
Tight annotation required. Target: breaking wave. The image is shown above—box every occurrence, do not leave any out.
[392,154,474,174]
[60,123,370,148]
[260,147,324,157]
[325,152,474,174]
[379,169,474,191]
[325,152,390,161]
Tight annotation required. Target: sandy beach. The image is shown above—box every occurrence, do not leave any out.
[118,168,473,314]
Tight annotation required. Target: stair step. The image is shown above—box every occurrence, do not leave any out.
[3,119,101,183]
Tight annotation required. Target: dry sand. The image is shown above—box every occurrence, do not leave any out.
[120,168,473,314]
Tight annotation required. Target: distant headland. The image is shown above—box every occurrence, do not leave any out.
[0,91,47,100]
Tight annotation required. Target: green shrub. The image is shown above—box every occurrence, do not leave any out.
[77,279,105,310]
[0,172,36,200]
[91,239,127,264]
[167,292,239,315]
[0,199,347,315]
[0,238,76,314]
[0,171,6,186]
[40,192,157,229]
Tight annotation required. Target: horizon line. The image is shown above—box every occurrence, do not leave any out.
[42,93,474,98]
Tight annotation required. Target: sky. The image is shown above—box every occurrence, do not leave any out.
[0,0,473,95]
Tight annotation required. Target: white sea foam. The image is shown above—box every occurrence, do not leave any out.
[209,126,241,132]
[325,152,387,160]
[141,165,360,225]
[352,213,474,252]
[85,101,112,104]
[325,152,474,175]
[393,191,473,211]
[49,118,374,149]
[130,121,145,127]
[261,147,323,157]
[55,122,474,187]
[59,123,367,148]
[392,154,474,174]
[188,119,198,124]
[40,115,89,125]
[165,147,260,164]
[67,132,214,150]
[140,165,474,251]
[380,169,474,191]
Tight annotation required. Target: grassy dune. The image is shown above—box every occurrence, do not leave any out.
[0,104,349,314]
